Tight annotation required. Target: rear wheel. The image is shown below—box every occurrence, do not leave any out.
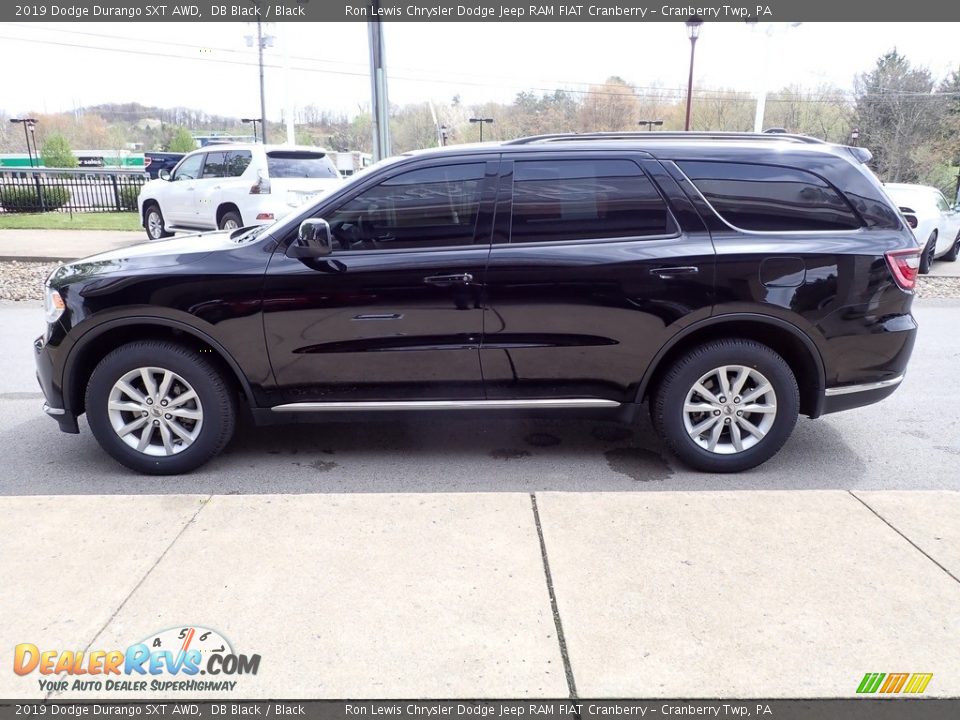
[85,341,236,475]
[144,203,173,241]
[919,231,937,274]
[944,231,960,262]
[219,210,243,231]
[651,339,799,473]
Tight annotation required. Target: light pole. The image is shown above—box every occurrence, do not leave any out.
[748,21,802,133]
[469,117,494,142]
[638,119,663,131]
[245,2,273,144]
[242,118,261,143]
[684,17,703,132]
[10,118,37,167]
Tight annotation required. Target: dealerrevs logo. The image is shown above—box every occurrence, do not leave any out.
[14,626,261,693]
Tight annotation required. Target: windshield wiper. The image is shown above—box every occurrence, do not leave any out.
[232,225,268,243]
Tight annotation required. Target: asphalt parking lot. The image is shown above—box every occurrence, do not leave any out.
[1,299,958,494]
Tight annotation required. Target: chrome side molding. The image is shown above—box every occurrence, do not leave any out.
[270,398,621,412]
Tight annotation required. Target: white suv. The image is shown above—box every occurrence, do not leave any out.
[137,143,342,240]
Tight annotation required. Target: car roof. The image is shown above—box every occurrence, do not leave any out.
[400,132,865,165]
[187,143,330,154]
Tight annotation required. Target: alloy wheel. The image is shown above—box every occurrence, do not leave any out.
[147,210,163,239]
[682,365,778,454]
[107,367,204,456]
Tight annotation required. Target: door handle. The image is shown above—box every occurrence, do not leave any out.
[423,273,474,286]
[650,266,699,279]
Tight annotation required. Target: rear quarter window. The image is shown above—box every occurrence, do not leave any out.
[678,160,862,232]
[266,151,339,179]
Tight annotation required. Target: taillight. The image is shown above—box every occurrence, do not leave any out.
[249,178,271,195]
[885,248,921,291]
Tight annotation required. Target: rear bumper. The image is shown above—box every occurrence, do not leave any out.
[822,375,904,415]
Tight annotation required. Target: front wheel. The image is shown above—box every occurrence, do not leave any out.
[651,339,799,473]
[85,341,236,475]
[144,203,174,241]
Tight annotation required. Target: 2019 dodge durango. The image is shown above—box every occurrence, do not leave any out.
[36,132,920,474]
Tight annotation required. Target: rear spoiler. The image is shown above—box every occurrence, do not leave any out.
[844,146,873,164]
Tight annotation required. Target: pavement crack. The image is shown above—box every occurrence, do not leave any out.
[530,493,578,700]
[849,491,960,586]
[43,494,213,701]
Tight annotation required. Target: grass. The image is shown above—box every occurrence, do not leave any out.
[0,212,141,231]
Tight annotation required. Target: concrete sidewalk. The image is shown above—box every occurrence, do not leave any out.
[0,229,145,262]
[2,490,958,699]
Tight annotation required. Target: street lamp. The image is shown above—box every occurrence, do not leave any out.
[684,17,703,132]
[242,118,261,143]
[638,119,664,131]
[10,118,38,167]
[469,117,494,142]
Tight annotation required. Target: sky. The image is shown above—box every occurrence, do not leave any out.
[1,21,959,121]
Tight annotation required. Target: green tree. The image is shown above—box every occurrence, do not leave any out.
[167,127,196,153]
[40,133,77,168]
[854,50,943,182]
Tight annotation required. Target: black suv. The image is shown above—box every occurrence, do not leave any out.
[35,132,920,475]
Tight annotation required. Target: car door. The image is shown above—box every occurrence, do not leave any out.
[194,151,228,229]
[165,152,205,225]
[261,157,499,405]
[480,153,714,404]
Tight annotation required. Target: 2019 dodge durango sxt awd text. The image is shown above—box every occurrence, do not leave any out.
[35,132,920,475]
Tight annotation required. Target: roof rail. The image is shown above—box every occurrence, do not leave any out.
[502,131,828,146]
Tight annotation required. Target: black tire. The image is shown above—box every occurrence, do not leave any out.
[218,210,243,231]
[944,232,960,262]
[918,232,937,274]
[144,203,174,241]
[651,339,800,473]
[85,341,236,475]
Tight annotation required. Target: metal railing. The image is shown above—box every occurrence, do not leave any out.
[0,167,147,214]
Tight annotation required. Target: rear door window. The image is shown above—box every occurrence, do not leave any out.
[266,151,339,179]
[202,152,227,178]
[510,159,674,243]
[678,161,861,231]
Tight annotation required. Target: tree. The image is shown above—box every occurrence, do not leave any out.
[854,50,944,182]
[40,133,77,168]
[167,127,196,153]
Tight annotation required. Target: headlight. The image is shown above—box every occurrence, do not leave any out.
[43,268,66,324]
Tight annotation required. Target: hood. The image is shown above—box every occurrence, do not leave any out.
[48,229,240,286]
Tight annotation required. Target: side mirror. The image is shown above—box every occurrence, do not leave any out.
[287,218,333,258]
[158,169,171,181]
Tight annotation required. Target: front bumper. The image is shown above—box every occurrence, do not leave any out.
[35,334,79,434]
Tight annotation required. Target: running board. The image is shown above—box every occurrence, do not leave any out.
[270,399,621,412]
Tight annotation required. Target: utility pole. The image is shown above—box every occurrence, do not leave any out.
[256,14,268,144]
[368,6,391,161]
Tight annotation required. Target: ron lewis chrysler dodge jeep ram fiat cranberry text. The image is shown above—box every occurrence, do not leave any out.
[35,132,920,475]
